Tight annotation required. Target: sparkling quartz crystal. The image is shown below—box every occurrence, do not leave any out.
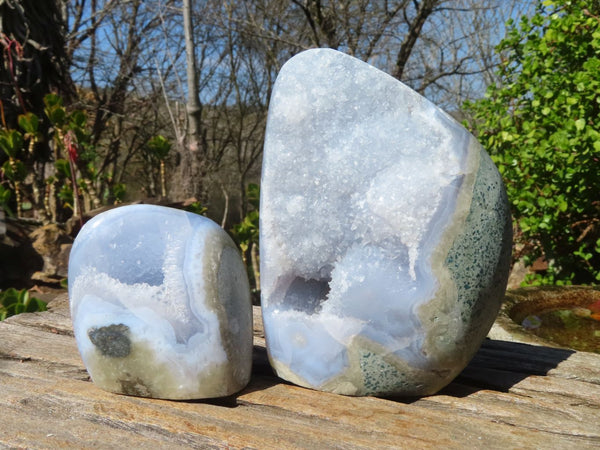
[260,49,512,397]
[68,205,252,399]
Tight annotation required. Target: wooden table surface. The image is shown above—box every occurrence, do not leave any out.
[1,292,599,449]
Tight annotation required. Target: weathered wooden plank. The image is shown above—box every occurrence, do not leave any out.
[237,378,600,448]
[1,359,414,449]
[6,295,74,335]
[508,374,600,407]
[0,320,81,367]
[465,339,600,385]
[1,293,600,449]
[3,353,597,449]
[414,387,599,438]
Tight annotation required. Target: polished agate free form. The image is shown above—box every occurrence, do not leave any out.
[260,49,512,396]
[68,205,252,399]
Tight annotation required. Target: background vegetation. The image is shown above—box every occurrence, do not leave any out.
[1,0,598,313]
[466,0,600,285]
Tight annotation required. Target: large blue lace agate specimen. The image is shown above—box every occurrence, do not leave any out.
[260,49,512,396]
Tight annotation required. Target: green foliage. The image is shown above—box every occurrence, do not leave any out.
[0,185,12,216]
[185,201,208,216]
[143,135,171,198]
[0,288,47,321]
[43,93,67,128]
[246,182,260,210]
[231,183,260,293]
[57,184,74,210]
[145,135,171,161]
[111,183,127,203]
[54,159,71,179]
[232,183,260,253]
[18,112,40,137]
[234,210,259,252]
[0,129,24,159]
[0,93,109,219]
[465,0,600,284]
[1,159,26,182]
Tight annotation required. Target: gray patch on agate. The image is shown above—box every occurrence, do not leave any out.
[88,324,131,358]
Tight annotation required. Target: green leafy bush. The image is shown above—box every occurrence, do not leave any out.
[232,183,260,254]
[143,135,171,198]
[184,201,208,216]
[0,288,47,321]
[465,0,600,284]
[0,93,107,221]
[232,183,260,293]
[0,185,12,216]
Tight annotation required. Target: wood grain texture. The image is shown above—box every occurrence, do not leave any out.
[1,293,599,449]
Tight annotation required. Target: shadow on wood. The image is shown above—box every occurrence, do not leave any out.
[455,339,575,393]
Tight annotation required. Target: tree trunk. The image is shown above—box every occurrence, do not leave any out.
[170,0,206,202]
[391,0,437,80]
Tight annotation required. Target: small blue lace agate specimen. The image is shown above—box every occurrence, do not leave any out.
[69,205,252,399]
